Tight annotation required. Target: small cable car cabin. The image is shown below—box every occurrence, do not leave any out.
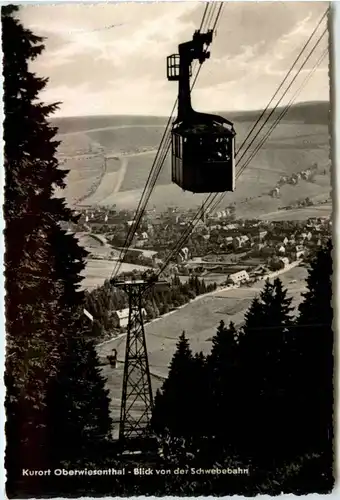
[167,30,236,194]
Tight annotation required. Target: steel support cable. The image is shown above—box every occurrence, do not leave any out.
[111,2,223,279]
[235,8,329,158]
[112,3,217,279]
[204,1,217,33]
[235,28,327,180]
[191,2,224,88]
[207,48,327,216]
[111,5,221,279]
[235,26,327,170]
[192,2,223,76]
[111,3,219,279]
[211,2,224,32]
[112,112,175,279]
[157,191,219,276]
[156,28,327,274]
[199,2,210,32]
[133,0,215,206]
[236,48,328,182]
[189,2,214,76]
[111,106,176,278]
[155,193,218,278]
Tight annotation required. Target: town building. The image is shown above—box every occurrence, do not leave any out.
[178,247,189,262]
[114,308,147,328]
[227,270,249,285]
[295,250,305,260]
[279,257,290,268]
[233,235,249,250]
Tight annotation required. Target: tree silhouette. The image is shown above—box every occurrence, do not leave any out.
[47,336,113,469]
[3,6,113,495]
[207,321,239,453]
[151,332,195,438]
[239,278,294,464]
[293,240,333,465]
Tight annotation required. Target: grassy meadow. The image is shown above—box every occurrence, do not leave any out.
[54,102,331,218]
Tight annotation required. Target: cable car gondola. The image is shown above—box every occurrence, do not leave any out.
[167,30,236,194]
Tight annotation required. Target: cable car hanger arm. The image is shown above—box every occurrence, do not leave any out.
[168,29,235,133]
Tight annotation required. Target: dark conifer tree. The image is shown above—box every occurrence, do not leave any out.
[239,278,294,464]
[47,336,113,468]
[207,321,239,454]
[293,241,333,465]
[190,351,208,439]
[3,4,68,484]
[3,6,113,494]
[151,332,195,438]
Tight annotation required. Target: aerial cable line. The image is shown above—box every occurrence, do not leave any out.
[112,2,215,277]
[111,2,220,279]
[199,2,210,31]
[115,4,226,281]
[236,25,328,169]
[206,44,327,217]
[155,190,224,280]
[235,47,328,183]
[111,104,177,278]
[111,106,176,278]
[208,40,328,215]
[162,16,327,271]
[204,46,328,217]
[235,26,327,176]
[236,7,329,158]
[112,3,223,278]
[192,2,214,74]
[154,21,328,276]
[191,2,224,86]
[211,2,224,32]
[203,1,217,33]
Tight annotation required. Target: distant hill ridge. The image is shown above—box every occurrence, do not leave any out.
[225,101,330,125]
[53,101,330,135]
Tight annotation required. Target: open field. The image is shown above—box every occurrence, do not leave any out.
[83,157,127,205]
[86,125,164,154]
[119,151,171,192]
[97,264,308,433]
[55,155,104,203]
[75,145,330,212]
[54,114,167,135]
[98,264,308,376]
[258,203,332,221]
[54,103,331,218]
[75,233,104,248]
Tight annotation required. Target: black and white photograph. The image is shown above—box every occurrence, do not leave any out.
[2,1,335,497]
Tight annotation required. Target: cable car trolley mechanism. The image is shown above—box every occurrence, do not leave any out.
[167,30,236,194]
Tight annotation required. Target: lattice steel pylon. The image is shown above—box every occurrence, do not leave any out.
[114,279,156,445]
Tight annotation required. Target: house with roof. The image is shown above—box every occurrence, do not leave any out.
[113,308,147,328]
[227,270,249,285]
[279,257,290,268]
[232,235,249,250]
[294,246,305,260]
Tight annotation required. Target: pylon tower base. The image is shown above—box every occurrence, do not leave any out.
[115,280,154,445]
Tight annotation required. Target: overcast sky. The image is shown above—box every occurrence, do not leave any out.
[19,1,330,117]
